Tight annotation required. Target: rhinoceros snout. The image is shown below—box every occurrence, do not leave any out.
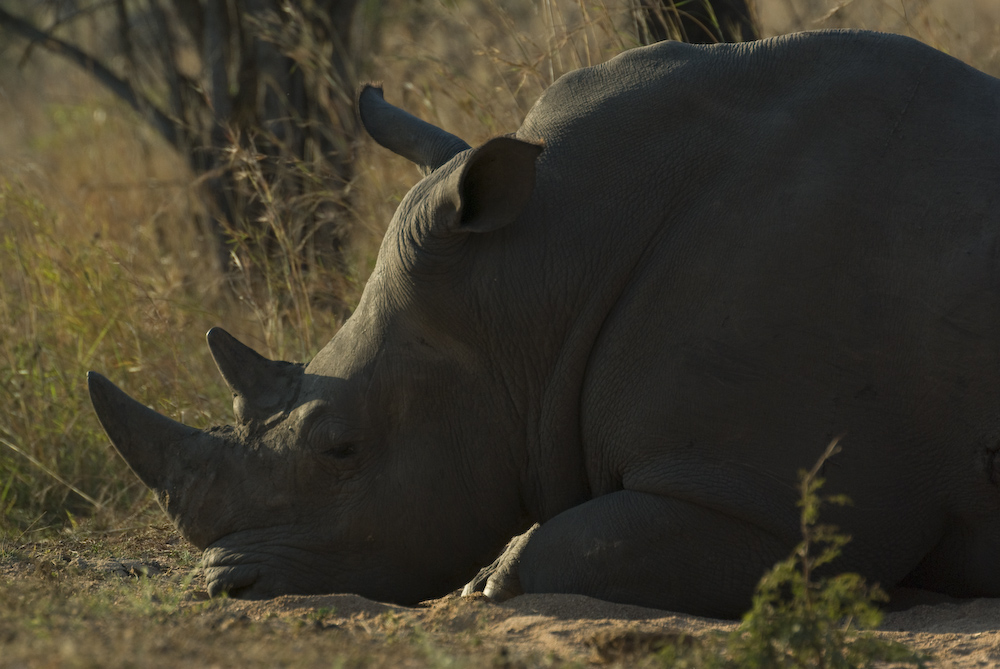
[201,543,319,599]
[204,567,262,599]
[202,549,263,599]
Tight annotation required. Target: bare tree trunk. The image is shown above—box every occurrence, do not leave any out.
[639,0,758,44]
[0,0,361,278]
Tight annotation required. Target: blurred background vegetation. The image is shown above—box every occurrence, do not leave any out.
[1,0,998,539]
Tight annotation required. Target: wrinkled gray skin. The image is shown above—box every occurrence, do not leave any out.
[89,30,1000,619]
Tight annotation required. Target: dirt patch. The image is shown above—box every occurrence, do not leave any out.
[3,525,1000,666]
[219,591,1000,666]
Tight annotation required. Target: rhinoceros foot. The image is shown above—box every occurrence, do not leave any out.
[462,524,539,601]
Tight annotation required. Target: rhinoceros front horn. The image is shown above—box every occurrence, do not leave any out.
[87,372,225,547]
[88,371,202,488]
[206,328,302,423]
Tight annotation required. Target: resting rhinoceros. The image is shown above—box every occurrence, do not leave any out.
[89,29,1000,618]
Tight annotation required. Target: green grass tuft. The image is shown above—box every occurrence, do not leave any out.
[652,440,929,667]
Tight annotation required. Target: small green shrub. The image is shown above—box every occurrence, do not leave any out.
[659,440,928,668]
[722,439,928,668]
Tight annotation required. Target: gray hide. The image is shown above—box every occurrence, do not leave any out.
[89,30,1000,618]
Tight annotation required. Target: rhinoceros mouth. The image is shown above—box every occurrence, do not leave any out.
[201,537,342,599]
[204,562,262,599]
[201,544,279,598]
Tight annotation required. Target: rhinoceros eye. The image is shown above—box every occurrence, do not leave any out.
[303,412,358,460]
[323,442,357,459]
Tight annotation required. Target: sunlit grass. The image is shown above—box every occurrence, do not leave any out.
[0,0,997,539]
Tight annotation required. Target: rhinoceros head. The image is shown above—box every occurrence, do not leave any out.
[90,312,518,602]
[89,85,544,603]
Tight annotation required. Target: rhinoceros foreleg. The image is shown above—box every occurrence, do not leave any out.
[513,490,792,619]
[461,523,539,601]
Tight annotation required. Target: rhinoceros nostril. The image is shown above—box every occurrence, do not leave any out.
[207,577,231,599]
[213,581,252,599]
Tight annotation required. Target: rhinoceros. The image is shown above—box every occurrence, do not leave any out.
[88,29,1000,618]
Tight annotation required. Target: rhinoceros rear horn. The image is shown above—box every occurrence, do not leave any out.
[357,83,471,174]
[206,328,302,423]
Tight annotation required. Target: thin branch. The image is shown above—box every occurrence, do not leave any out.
[18,0,116,65]
[0,433,105,511]
[0,5,185,150]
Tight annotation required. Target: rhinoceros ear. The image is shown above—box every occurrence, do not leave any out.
[206,328,303,423]
[451,136,543,234]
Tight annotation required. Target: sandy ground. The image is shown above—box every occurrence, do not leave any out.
[227,590,1000,666]
[877,599,1000,667]
[5,527,1000,665]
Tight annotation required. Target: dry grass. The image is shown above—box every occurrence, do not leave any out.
[761,0,1000,74]
[3,0,995,537]
[0,0,997,664]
